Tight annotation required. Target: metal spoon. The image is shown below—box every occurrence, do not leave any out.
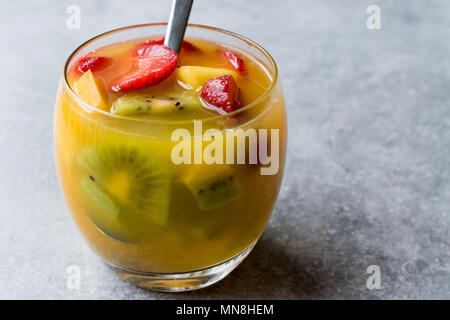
[164,0,194,53]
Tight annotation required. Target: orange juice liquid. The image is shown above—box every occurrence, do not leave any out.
[55,37,287,273]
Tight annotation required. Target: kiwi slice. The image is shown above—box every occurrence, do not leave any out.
[169,179,223,240]
[78,145,171,242]
[80,175,130,242]
[80,175,121,219]
[111,93,201,116]
[181,165,243,211]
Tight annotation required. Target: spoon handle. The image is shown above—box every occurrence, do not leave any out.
[164,0,194,53]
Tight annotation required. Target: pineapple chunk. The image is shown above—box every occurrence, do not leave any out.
[74,70,108,111]
[176,66,238,90]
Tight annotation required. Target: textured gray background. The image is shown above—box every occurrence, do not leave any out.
[0,0,449,299]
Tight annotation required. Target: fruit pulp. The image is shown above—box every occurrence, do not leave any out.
[55,36,287,273]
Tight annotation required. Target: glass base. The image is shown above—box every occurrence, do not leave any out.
[110,241,256,292]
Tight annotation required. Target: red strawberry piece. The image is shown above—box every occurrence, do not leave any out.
[135,38,199,56]
[77,56,109,73]
[201,75,241,113]
[222,51,246,73]
[133,38,165,56]
[145,38,164,45]
[179,40,199,52]
[111,44,178,92]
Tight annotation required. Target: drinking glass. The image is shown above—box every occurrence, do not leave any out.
[54,23,287,291]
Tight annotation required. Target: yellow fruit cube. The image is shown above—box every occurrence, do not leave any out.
[74,70,108,111]
[176,66,238,90]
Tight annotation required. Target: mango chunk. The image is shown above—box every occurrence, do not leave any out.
[176,66,238,90]
[74,70,108,111]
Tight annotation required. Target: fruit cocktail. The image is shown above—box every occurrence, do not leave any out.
[54,24,287,291]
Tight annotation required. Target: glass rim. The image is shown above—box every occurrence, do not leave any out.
[63,23,279,125]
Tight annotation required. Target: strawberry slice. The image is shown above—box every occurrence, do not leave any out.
[134,38,164,56]
[78,56,109,73]
[179,40,199,52]
[222,51,246,73]
[200,75,241,113]
[111,44,178,92]
[135,37,199,56]
[145,38,164,45]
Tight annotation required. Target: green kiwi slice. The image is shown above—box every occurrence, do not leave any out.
[181,165,243,211]
[78,145,171,242]
[111,93,201,116]
[80,175,121,219]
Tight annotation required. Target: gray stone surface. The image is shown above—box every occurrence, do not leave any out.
[0,0,449,299]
